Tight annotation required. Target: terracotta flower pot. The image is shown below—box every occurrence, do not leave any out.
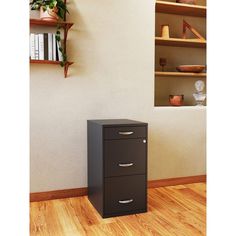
[40,6,58,22]
[169,95,184,106]
[176,0,196,5]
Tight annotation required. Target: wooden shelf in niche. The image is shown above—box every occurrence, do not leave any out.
[155,0,206,17]
[155,71,206,77]
[155,37,206,48]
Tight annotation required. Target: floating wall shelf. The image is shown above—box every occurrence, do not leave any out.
[30,59,62,65]
[30,14,74,78]
[155,0,206,17]
[30,19,73,29]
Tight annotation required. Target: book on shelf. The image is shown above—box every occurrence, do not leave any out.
[30,32,63,62]
[48,33,53,60]
[38,34,44,60]
[43,33,48,60]
[35,34,39,60]
[30,33,35,60]
[52,34,57,61]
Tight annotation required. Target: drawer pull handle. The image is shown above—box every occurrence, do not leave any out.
[118,199,134,204]
[118,163,134,167]
[118,131,134,135]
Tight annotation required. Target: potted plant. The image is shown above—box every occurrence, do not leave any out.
[30,0,69,22]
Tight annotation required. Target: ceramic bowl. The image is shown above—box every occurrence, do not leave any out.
[176,65,205,73]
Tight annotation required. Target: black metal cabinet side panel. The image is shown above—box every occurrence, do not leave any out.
[145,124,148,210]
[87,121,103,216]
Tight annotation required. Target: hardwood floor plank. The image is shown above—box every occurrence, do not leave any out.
[30,201,65,236]
[150,188,189,213]
[159,187,206,215]
[177,187,206,205]
[116,213,164,236]
[30,183,206,236]
[185,183,206,196]
[52,199,87,236]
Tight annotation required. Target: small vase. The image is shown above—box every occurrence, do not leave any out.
[161,25,170,38]
[40,6,58,22]
[169,95,184,106]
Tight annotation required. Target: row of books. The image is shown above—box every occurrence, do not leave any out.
[30,33,63,61]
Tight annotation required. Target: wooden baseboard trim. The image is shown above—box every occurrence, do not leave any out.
[148,175,206,188]
[30,175,206,202]
[30,187,88,202]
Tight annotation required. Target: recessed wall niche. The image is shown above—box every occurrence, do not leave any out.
[154,0,206,107]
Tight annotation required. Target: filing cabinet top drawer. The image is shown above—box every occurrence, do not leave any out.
[104,126,147,140]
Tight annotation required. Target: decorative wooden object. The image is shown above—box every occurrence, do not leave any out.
[156,1,206,18]
[161,25,170,38]
[182,20,205,40]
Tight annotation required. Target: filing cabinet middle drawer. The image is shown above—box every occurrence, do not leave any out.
[104,138,147,177]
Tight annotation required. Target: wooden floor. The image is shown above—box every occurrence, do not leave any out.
[30,183,206,236]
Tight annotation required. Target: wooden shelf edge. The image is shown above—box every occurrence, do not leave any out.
[155,37,206,48]
[30,60,73,64]
[30,59,61,64]
[156,0,206,17]
[155,71,206,77]
[30,19,73,29]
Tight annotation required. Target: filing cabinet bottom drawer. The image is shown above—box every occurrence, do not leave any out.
[104,175,147,216]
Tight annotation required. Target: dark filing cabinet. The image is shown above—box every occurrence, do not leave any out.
[87,119,148,218]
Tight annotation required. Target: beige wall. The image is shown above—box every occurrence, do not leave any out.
[30,0,206,192]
